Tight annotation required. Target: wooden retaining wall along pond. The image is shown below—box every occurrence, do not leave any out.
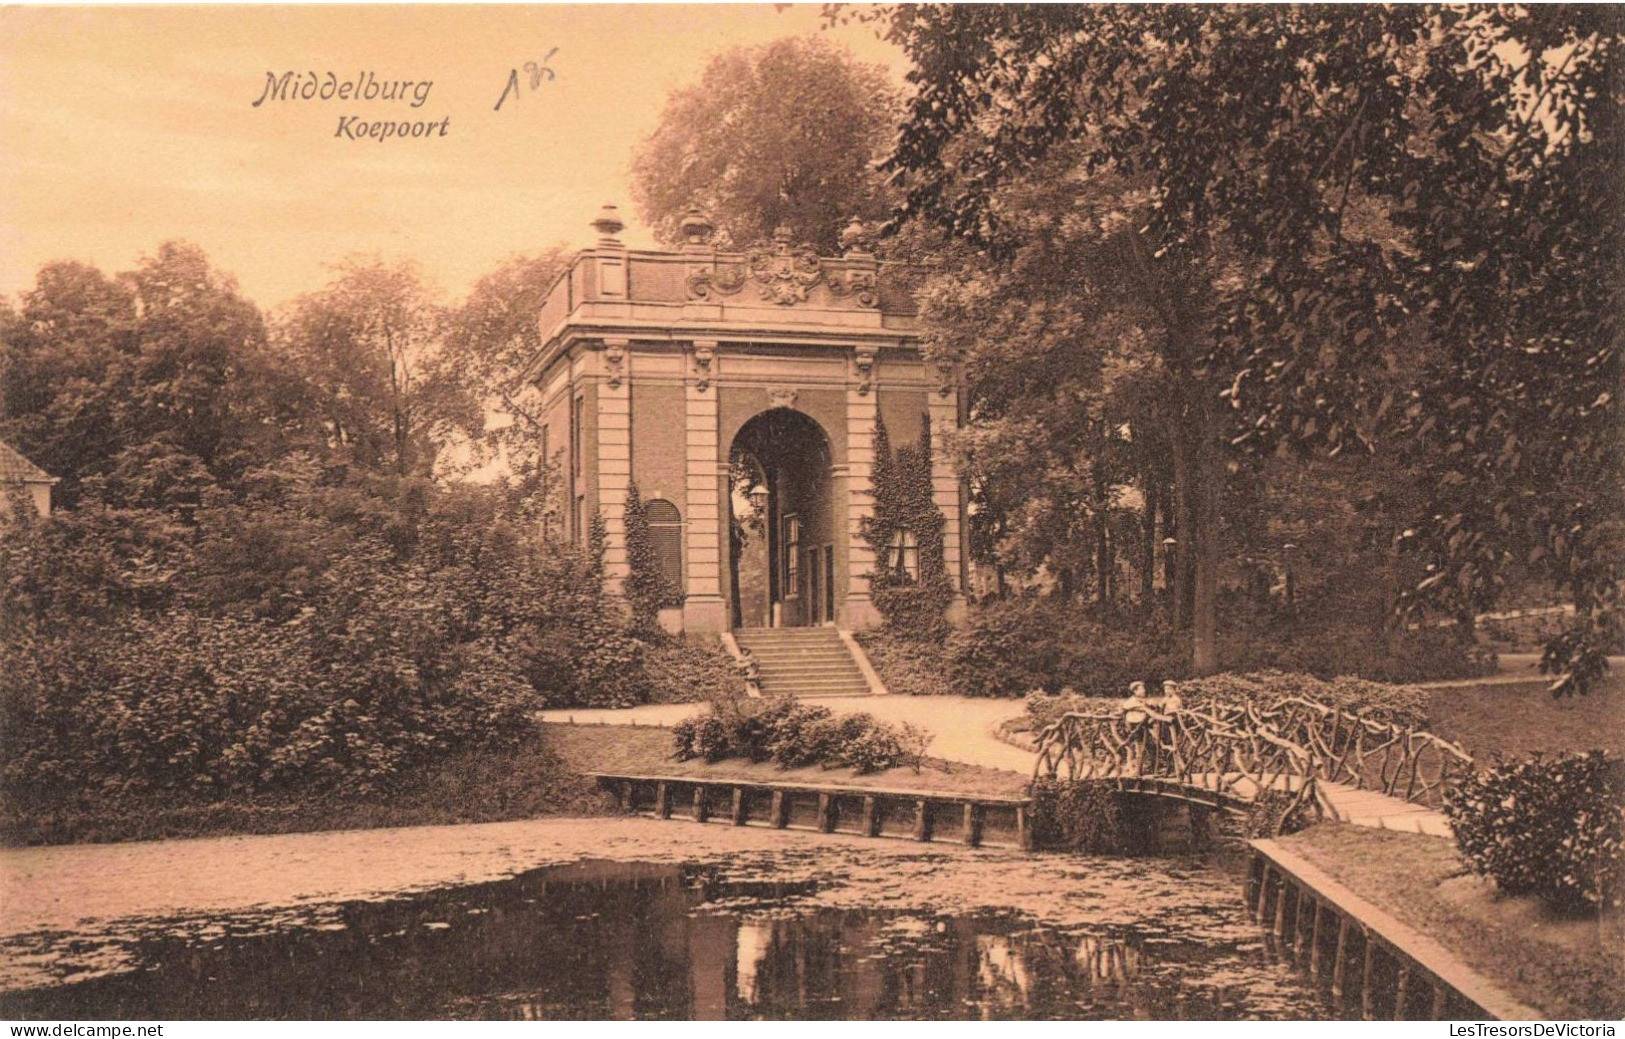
[1248,839,1543,1021]
[589,773,1034,850]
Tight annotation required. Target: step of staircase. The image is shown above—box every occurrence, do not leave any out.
[733,635,847,648]
[734,627,875,698]
[759,682,872,697]
[754,656,871,676]
[733,630,846,647]
[759,673,868,686]
[740,654,862,668]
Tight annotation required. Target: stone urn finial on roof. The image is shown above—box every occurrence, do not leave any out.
[592,204,625,247]
[840,216,875,258]
[678,207,715,251]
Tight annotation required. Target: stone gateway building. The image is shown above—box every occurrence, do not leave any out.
[524,206,967,645]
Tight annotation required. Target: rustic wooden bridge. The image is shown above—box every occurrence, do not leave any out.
[1032,697,1474,835]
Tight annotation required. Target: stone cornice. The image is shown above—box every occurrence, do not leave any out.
[524,321,919,387]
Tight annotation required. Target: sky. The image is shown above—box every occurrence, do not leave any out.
[0,4,909,312]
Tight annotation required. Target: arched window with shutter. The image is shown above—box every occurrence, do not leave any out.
[645,498,683,597]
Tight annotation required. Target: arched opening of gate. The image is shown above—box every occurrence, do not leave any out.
[728,407,837,629]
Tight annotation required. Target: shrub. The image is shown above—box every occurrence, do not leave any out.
[1023,689,1123,731]
[670,696,931,774]
[900,594,1493,701]
[1178,670,1432,729]
[947,599,1186,698]
[766,703,839,767]
[725,696,798,763]
[0,602,543,801]
[853,629,954,697]
[947,598,1069,696]
[671,714,734,763]
[1445,751,1625,911]
[514,620,649,709]
[0,417,684,811]
[642,635,746,704]
[1028,778,1124,852]
[0,476,640,802]
[1222,624,1497,685]
[838,718,929,777]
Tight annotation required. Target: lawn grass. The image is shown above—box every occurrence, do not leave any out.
[1425,674,1624,760]
[545,722,1033,798]
[1279,823,1624,1020]
[0,726,613,847]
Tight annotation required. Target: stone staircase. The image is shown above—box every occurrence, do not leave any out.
[732,627,873,698]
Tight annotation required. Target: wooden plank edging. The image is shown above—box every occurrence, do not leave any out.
[585,771,1031,806]
[1250,838,1546,1021]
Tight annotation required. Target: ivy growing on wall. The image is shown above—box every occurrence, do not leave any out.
[587,509,608,583]
[622,483,663,631]
[861,413,954,639]
[622,483,682,632]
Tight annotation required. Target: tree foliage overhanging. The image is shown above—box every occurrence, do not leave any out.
[631,35,902,252]
[851,3,1622,689]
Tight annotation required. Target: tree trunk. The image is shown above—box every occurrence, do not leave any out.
[1096,511,1111,608]
[1190,408,1223,675]
[1095,463,1113,610]
[1171,429,1195,630]
[1161,486,1177,590]
[1141,480,1158,611]
[1127,239,1221,672]
[1167,360,1222,673]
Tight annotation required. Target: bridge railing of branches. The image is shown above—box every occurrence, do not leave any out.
[1032,697,1474,812]
[1253,697,1475,809]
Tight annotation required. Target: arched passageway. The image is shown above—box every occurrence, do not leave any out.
[728,408,837,629]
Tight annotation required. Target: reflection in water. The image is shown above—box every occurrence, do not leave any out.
[1075,932,1141,988]
[0,858,1330,1020]
[734,920,769,1007]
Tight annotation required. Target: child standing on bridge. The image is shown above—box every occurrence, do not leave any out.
[1120,682,1151,773]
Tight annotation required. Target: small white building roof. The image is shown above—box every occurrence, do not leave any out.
[0,439,58,484]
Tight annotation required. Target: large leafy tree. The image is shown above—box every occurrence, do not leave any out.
[631,35,901,252]
[915,173,1151,610]
[867,4,1622,687]
[438,249,572,485]
[0,243,302,507]
[277,260,465,477]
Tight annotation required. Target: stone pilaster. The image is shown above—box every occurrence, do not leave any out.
[929,369,968,621]
[843,356,881,630]
[597,337,632,596]
[683,340,728,632]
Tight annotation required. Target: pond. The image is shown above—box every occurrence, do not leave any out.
[0,850,1335,1020]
